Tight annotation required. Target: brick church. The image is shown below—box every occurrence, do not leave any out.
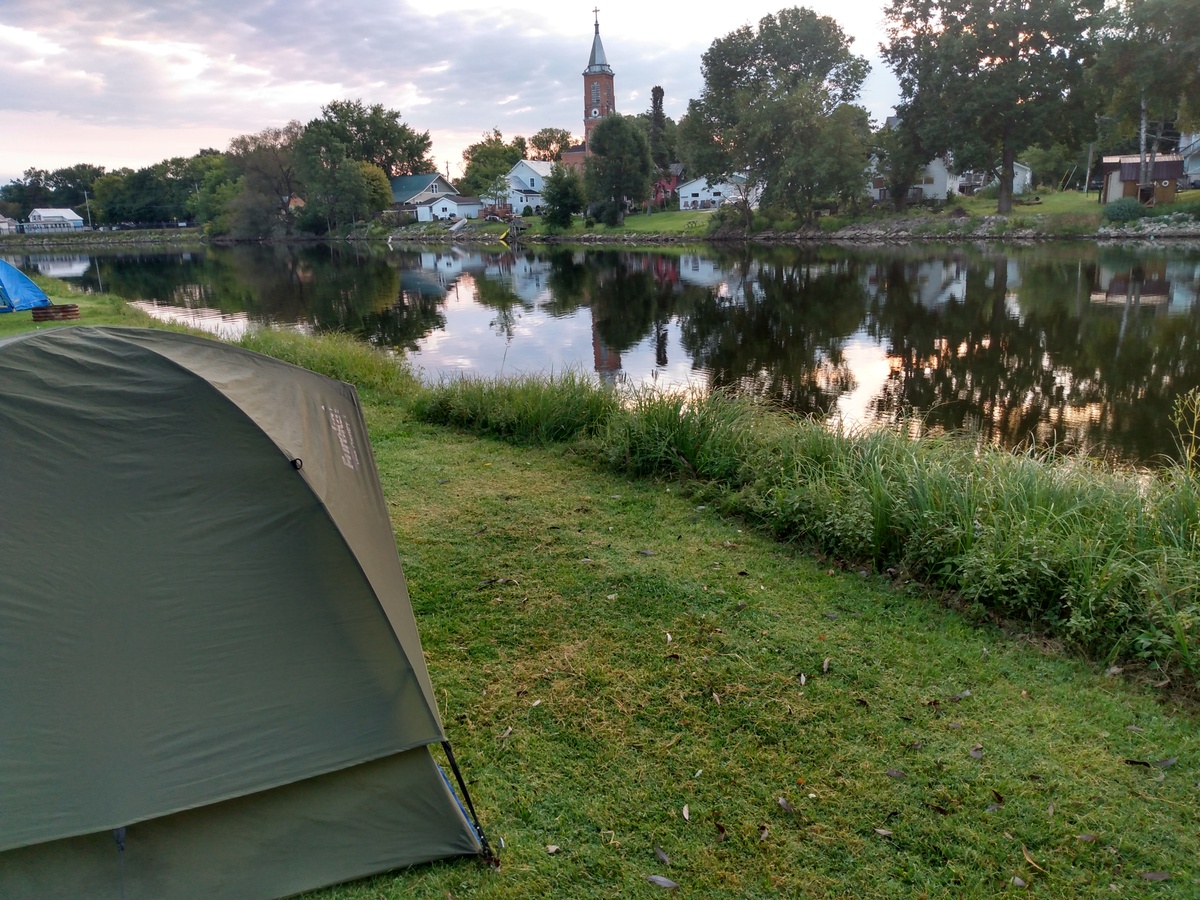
[561,10,616,173]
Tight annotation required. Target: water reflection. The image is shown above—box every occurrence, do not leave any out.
[7,241,1200,465]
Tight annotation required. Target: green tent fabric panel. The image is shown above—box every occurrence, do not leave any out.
[0,747,483,900]
[103,327,443,721]
[0,329,443,851]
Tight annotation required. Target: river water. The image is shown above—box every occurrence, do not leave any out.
[7,240,1200,466]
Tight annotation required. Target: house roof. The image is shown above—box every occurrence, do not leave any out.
[389,173,454,204]
[511,160,554,178]
[413,194,480,208]
[1101,154,1185,181]
[30,208,83,220]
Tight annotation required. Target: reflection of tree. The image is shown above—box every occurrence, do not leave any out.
[870,246,1200,462]
[472,274,533,340]
[678,252,866,415]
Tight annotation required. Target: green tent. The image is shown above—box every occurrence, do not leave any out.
[0,327,489,898]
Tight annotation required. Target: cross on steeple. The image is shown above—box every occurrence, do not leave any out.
[593,7,600,33]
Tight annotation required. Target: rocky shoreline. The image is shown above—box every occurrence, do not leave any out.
[5,213,1200,251]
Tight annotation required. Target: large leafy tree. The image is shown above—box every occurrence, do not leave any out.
[678,7,870,226]
[883,0,1106,214]
[529,127,574,162]
[226,122,305,236]
[305,99,433,177]
[584,114,652,226]
[1096,0,1199,191]
[540,163,585,229]
[459,130,528,197]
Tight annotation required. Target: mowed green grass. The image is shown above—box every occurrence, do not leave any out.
[304,403,1199,899]
[4,293,1197,897]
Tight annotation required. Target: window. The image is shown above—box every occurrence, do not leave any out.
[591,82,600,106]
[713,192,722,197]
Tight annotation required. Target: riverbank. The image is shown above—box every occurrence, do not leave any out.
[4,300,1197,897]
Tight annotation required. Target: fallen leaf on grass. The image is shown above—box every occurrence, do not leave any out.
[1125,724,1144,733]
[712,692,721,705]
[992,790,1004,804]
[655,846,670,865]
[926,803,950,816]
[715,823,727,841]
[823,657,831,673]
[948,722,963,730]
[970,744,984,759]
[874,828,893,837]
[855,698,870,708]
[950,690,972,702]
[799,674,807,686]
[985,803,1003,813]
[1124,759,1153,767]
[499,727,512,741]
[1011,876,1028,888]
[638,549,656,557]
[647,875,679,889]
[778,797,796,813]
[1154,757,1178,768]
[1021,845,1047,874]
[1139,872,1171,881]
[886,768,908,779]
[546,844,559,854]
[825,612,840,620]
[682,804,690,822]
[758,824,769,842]
[1077,834,1097,842]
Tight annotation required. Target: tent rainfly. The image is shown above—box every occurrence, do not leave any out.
[0,326,490,899]
[0,259,50,312]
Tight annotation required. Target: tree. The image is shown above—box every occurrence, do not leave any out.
[584,115,652,226]
[872,119,926,212]
[459,130,527,197]
[678,8,870,227]
[226,122,305,236]
[883,0,1106,214]
[305,99,434,177]
[529,127,574,162]
[541,163,585,229]
[1096,0,1199,195]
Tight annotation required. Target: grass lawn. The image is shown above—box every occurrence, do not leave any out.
[3,299,1197,897]
[304,403,1199,898]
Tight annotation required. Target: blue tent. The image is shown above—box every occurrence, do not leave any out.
[0,260,50,313]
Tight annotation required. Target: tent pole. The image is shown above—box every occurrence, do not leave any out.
[441,741,498,867]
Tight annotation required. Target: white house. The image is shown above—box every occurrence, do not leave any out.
[505,160,554,212]
[25,208,85,233]
[677,175,759,211]
[389,173,461,206]
[869,157,960,203]
[0,215,19,235]
[413,195,483,222]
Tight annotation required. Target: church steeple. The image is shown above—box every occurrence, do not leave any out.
[585,8,613,75]
[582,9,616,145]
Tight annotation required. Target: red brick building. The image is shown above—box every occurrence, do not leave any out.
[561,12,616,173]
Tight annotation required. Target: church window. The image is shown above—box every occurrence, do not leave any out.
[591,83,600,106]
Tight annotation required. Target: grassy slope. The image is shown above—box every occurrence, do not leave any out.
[312,408,1198,898]
[4,297,1196,897]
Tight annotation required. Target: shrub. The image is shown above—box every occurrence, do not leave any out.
[522,205,534,217]
[1103,197,1146,223]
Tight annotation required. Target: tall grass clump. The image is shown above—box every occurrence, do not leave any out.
[599,386,768,485]
[413,370,618,445]
[238,328,418,399]
[405,372,1200,680]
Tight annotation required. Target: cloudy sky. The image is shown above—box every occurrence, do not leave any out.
[0,0,900,186]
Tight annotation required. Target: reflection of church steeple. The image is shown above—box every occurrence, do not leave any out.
[591,307,622,381]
